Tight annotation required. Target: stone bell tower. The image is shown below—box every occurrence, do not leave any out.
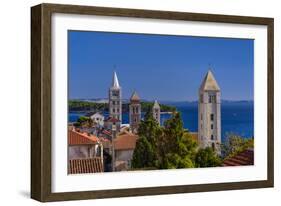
[129,91,141,133]
[198,70,221,154]
[109,71,122,122]
[152,100,161,125]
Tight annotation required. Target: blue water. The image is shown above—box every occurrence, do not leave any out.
[69,102,254,142]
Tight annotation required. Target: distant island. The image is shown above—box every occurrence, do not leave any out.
[68,99,177,113]
[69,99,253,113]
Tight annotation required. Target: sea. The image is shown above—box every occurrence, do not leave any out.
[69,101,254,143]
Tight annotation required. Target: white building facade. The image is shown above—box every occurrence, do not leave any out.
[198,70,221,154]
[90,112,104,126]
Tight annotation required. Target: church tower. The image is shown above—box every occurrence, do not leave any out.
[109,71,122,122]
[152,100,161,125]
[198,70,221,154]
[129,91,141,133]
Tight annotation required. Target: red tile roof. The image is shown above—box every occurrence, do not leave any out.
[222,149,254,166]
[68,130,99,145]
[105,117,120,123]
[189,132,198,143]
[69,158,103,174]
[114,132,137,150]
[102,129,112,136]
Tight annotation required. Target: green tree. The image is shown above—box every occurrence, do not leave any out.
[131,109,160,169]
[156,112,197,169]
[131,137,156,169]
[137,109,160,149]
[221,134,254,158]
[195,147,222,168]
[74,116,93,128]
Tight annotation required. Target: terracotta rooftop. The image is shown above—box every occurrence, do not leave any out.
[189,132,198,143]
[68,129,99,145]
[130,91,140,101]
[222,149,254,166]
[114,131,137,150]
[69,158,103,174]
[104,117,120,123]
[102,129,112,136]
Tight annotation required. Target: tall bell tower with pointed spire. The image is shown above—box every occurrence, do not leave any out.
[129,91,141,133]
[109,71,122,122]
[198,70,221,154]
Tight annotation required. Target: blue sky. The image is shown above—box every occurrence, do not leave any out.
[68,31,254,101]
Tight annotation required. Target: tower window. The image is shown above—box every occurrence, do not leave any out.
[112,90,119,97]
[211,134,214,140]
[201,113,203,120]
[210,114,214,121]
[211,124,213,129]
[208,94,216,103]
[212,143,215,150]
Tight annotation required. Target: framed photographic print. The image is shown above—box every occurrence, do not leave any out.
[31,3,274,202]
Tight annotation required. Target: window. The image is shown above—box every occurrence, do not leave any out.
[208,94,216,103]
[117,108,119,112]
[136,107,138,113]
[212,143,215,150]
[211,134,214,140]
[200,94,203,103]
[113,108,115,113]
[112,101,115,105]
[210,114,214,121]
[112,90,119,97]
[201,113,203,120]
[211,124,213,129]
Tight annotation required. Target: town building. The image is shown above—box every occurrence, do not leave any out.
[104,116,121,133]
[113,131,138,171]
[152,100,161,125]
[90,112,104,127]
[198,70,221,154]
[68,129,103,160]
[68,129,104,174]
[129,91,141,133]
[109,71,122,122]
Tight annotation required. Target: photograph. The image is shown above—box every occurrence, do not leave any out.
[67,31,254,174]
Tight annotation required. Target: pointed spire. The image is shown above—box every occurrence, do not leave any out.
[200,70,220,91]
[153,100,160,109]
[130,90,140,101]
[111,71,120,89]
